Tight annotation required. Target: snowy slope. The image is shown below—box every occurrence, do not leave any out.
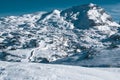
[0,3,120,66]
[0,61,120,80]
[52,48,120,67]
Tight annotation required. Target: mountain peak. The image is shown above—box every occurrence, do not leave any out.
[52,9,60,14]
[61,3,119,29]
[89,3,96,7]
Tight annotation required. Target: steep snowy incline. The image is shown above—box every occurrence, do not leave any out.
[0,3,120,66]
[0,61,120,80]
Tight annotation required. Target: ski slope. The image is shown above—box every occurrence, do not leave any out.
[0,61,120,80]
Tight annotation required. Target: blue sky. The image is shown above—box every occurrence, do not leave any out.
[103,3,120,21]
[0,0,120,21]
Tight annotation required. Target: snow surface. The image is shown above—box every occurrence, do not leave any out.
[0,61,120,80]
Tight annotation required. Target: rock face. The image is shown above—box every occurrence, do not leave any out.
[0,3,120,66]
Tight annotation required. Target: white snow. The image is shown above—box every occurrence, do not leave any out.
[0,61,120,80]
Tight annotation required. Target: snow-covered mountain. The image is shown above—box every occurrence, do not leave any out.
[0,3,120,66]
